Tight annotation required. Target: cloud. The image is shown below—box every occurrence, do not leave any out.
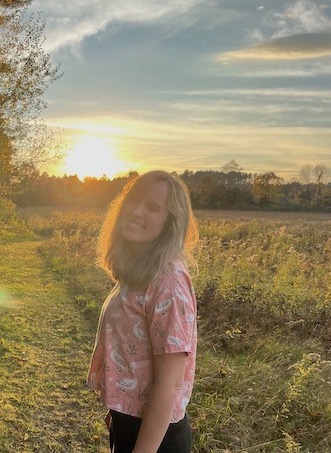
[160,88,331,100]
[272,0,331,38]
[217,32,331,61]
[30,0,203,51]
[238,62,331,78]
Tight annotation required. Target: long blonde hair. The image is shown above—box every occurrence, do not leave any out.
[97,171,198,289]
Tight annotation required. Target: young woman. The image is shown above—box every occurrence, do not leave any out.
[87,170,199,453]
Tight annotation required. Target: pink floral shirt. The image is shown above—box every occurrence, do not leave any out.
[87,260,197,423]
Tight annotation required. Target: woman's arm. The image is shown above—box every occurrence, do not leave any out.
[133,352,188,453]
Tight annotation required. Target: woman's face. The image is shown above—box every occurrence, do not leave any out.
[121,179,169,251]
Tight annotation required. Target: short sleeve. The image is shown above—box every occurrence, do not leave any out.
[145,263,196,355]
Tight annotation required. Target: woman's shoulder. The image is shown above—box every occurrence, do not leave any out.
[146,259,191,299]
[161,258,190,282]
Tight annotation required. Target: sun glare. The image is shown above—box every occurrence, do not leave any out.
[63,136,131,179]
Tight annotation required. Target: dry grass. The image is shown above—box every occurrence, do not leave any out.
[2,207,331,452]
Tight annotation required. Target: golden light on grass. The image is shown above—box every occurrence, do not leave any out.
[63,136,133,179]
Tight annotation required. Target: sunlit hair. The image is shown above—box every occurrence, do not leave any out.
[97,170,199,289]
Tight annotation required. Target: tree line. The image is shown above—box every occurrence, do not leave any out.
[10,161,331,211]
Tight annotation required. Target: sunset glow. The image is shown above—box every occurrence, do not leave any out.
[63,136,132,180]
[38,1,331,180]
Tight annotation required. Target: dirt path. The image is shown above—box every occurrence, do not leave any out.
[0,240,109,452]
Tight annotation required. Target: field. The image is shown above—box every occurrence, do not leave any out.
[1,207,331,452]
[194,209,331,222]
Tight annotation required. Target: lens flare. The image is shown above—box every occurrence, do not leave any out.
[0,287,16,308]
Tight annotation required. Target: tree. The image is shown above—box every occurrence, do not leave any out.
[221,159,243,174]
[0,2,61,194]
[299,163,314,205]
[299,163,314,185]
[0,129,15,195]
[1,5,61,140]
[313,164,329,206]
[299,163,330,207]
[252,172,284,206]
[1,1,30,6]
[198,173,220,208]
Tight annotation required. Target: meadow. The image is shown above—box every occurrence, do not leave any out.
[1,206,331,452]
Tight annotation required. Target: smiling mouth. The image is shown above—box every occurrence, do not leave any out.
[127,221,145,230]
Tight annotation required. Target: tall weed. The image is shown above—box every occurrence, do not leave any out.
[196,219,331,348]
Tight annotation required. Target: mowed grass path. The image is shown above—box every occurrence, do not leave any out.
[0,239,109,453]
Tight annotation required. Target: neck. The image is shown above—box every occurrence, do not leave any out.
[125,241,153,259]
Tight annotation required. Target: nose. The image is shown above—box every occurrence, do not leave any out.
[131,201,144,217]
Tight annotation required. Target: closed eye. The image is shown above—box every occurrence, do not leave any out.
[149,206,160,212]
[148,203,161,212]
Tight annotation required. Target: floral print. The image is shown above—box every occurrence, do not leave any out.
[87,260,197,422]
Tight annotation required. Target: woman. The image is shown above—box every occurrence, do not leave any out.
[87,170,199,453]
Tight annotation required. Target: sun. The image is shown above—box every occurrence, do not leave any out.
[64,136,131,179]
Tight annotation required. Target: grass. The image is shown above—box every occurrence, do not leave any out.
[191,336,331,452]
[2,207,331,452]
[0,240,109,452]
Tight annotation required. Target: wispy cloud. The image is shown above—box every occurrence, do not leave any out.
[217,32,331,61]
[158,88,331,99]
[31,0,203,51]
[271,0,331,38]
[238,62,331,78]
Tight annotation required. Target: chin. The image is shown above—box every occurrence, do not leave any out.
[122,233,141,244]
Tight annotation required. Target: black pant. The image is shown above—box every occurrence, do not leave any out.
[109,409,192,453]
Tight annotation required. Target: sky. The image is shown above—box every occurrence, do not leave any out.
[29,0,331,181]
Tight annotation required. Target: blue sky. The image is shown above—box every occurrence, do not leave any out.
[31,0,331,181]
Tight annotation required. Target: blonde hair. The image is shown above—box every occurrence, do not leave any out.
[97,170,198,289]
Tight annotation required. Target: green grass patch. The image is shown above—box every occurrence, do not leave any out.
[0,241,109,452]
